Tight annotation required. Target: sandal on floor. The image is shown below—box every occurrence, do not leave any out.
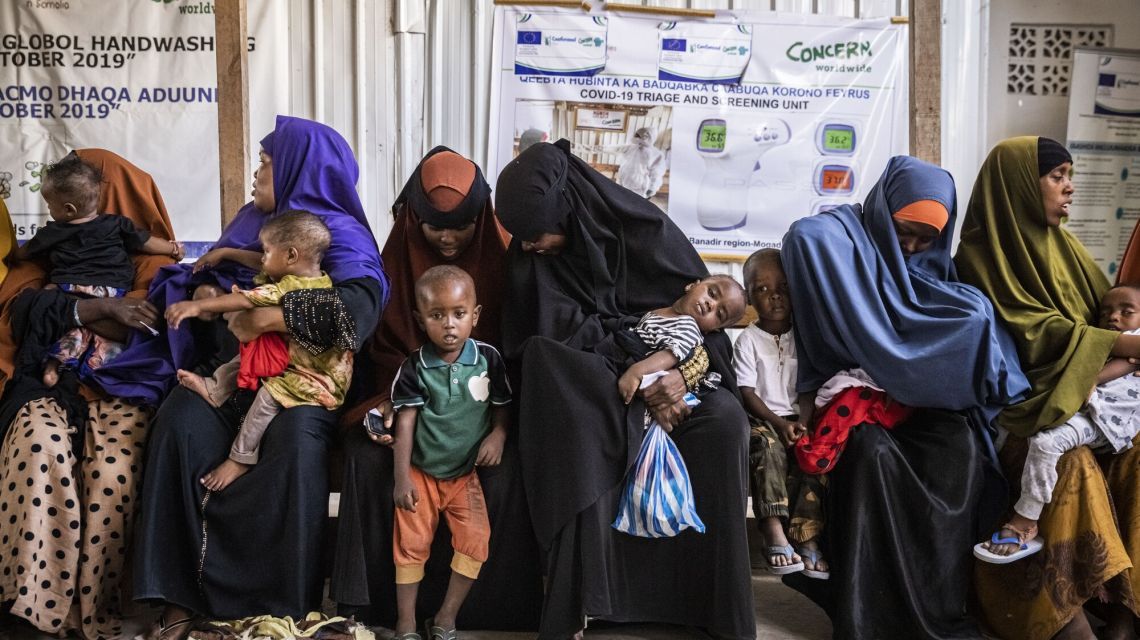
[973,521,1043,564]
[764,544,805,575]
[795,544,830,580]
[424,618,457,640]
[138,614,197,640]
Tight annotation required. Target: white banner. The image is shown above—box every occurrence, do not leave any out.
[0,0,289,254]
[488,6,908,259]
[1066,47,1140,278]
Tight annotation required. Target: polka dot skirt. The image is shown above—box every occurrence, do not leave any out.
[793,386,913,475]
[0,397,151,640]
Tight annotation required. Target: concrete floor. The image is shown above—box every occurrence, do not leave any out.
[1,571,830,640]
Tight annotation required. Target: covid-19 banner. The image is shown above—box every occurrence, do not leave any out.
[488,6,908,259]
[0,0,288,251]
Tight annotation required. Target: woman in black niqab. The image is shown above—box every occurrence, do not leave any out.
[497,141,755,639]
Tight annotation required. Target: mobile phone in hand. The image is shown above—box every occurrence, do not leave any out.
[363,408,392,440]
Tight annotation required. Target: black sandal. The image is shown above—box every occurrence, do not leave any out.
[144,614,197,640]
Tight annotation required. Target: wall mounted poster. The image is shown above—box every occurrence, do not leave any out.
[488,5,909,259]
[0,0,288,253]
[1066,47,1140,278]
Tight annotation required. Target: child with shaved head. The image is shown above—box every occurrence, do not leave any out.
[389,264,510,640]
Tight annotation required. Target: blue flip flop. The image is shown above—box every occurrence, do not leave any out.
[973,530,1043,564]
[764,544,805,575]
[795,544,830,580]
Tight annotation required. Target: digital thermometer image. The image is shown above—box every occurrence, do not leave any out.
[816,122,857,156]
[696,118,792,231]
[813,162,855,196]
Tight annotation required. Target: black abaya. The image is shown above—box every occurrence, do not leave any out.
[785,410,987,640]
[133,388,335,617]
[133,279,381,619]
[494,141,755,639]
[527,337,753,639]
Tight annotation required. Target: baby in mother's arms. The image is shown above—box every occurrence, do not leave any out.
[9,153,183,387]
[165,210,352,492]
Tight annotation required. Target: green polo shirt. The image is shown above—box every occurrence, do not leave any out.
[392,339,512,479]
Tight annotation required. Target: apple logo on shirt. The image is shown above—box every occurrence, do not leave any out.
[469,372,491,402]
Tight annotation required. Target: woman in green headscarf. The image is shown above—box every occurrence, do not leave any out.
[957,136,1140,640]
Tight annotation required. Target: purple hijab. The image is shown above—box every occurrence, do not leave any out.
[92,116,386,405]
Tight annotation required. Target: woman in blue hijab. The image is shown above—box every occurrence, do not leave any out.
[780,156,1028,639]
[130,117,387,639]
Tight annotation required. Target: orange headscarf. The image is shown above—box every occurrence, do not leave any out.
[0,149,177,391]
[892,199,949,232]
[341,151,510,428]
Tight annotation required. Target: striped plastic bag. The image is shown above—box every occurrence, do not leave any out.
[612,404,706,538]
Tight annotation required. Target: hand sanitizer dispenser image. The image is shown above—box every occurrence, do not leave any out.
[696,117,791,231]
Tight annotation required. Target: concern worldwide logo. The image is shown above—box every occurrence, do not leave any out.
[151,0,216,15]
[785,39,872,63]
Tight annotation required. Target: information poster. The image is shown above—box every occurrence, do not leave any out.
[1066,47,1140,277]
[488,6,908,259]
[0,0,288,252]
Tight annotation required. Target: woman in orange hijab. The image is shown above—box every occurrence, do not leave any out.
[332,147,542,630]
[0,149,174,640]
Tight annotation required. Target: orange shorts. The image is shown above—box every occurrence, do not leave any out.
[393,466,490,584]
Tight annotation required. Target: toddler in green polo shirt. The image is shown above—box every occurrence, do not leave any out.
[390,265,510,640]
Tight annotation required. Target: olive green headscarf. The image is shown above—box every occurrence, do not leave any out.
[955,136,1117,437]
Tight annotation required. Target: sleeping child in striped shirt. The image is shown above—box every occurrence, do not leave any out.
[617,274,747,405]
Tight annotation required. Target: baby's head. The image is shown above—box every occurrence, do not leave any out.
[414,264,481,356]
[40,153,101,223]
[673,274,746,333]
[257,210,330,281]
[743,249,791,331]
[1100,285,1140,332]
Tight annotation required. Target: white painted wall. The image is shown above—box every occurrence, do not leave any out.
[984,0,1140,149]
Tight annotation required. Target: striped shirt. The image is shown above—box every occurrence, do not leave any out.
[632,311,703,361]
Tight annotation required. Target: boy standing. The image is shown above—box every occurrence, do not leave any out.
[734,249,828,579]
[391,265,509,640]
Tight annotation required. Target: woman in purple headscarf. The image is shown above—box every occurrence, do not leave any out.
[130,116,387,640]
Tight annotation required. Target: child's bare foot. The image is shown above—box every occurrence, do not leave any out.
[200,459,250,492]
[42,361,60,388]
[759,515,803,573]
[177,369,219,407]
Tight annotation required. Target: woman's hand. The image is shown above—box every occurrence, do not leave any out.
[365,400,395,446]
[642,370,691,432]
[225,306,285,342]
[100,297,160,331]
[641,370,686,409]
